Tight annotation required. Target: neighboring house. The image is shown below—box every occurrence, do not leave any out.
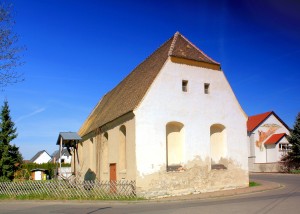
[51,149,72,164]
[74,32,249,197]
[30,150,51,164]
[247,111,290,172]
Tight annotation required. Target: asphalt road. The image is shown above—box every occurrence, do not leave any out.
[0,173,299,214]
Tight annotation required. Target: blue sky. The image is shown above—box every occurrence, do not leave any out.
[2,0,300,159]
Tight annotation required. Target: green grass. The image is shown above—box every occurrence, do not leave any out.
[249,181,260,187]
[290,169,300,174]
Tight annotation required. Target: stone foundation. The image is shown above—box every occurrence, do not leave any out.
[136,157,249,198]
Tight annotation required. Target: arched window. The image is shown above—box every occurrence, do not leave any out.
[101,132,109,173]
[210,124,227,169]
[166,122,184,171]
[119,125,126,171]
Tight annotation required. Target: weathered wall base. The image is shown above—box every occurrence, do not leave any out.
[136,157,249,198]
[250,162,284,173]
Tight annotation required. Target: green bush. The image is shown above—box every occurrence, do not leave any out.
[21,163,71,179]
[0,176,11,182]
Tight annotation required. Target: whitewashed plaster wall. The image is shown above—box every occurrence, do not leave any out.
[134,58,248,196]
[251,114,290,163]
[100,118,136,181]
[75,117,136,181]
[33,152,51,164]
[265,136,289,163]
[57,154,72,164]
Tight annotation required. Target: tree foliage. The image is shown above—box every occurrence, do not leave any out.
[282,112,300,171]
[0,100,22,180]
[0,2,24,88]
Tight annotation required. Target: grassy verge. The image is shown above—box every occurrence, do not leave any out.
[249,181,260,187]
[290,169,300,174]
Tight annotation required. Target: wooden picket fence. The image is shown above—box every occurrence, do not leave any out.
[0,180,136,200]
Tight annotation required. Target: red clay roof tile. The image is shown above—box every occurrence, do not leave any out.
[247,111,273,132]
[265,133,286,145]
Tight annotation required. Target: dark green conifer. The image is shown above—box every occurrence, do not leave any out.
[282,113,300,171]
[0,100,22,180]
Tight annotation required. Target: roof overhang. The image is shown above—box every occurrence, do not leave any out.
[56,132,82,146]
[265,133,287,145]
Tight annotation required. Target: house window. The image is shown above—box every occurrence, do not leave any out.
[182,80,188,92]
[61,159,65,164]
[204,83,210,94]
[279,143,289,151]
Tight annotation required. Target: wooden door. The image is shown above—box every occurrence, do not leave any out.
[110,163,117,193]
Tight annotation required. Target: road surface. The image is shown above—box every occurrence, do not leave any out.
[0,173,299,214]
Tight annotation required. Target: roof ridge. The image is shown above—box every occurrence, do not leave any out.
[168,31,180,56]
[179,33,220,65]
[248,111,273,118]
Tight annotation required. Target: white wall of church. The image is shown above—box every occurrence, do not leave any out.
[134,58,248,196]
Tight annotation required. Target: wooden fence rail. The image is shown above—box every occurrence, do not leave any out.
[0,180,136,200]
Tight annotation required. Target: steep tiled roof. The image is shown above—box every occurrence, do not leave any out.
[265,133,286,145]
[169,33,219,65]
[247,111,273,132]
[79,32,220,136]
[247,111,290,132]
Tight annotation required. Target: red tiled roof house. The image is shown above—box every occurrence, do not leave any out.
[247,111,290,172]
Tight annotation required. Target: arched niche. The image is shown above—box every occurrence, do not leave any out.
[210,124,227,169]
[166,122,184,171]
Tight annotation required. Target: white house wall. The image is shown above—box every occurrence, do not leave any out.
[251,114,290,164]
[34,152,51,164]
[57,155,72,164]
[134,58,249,197]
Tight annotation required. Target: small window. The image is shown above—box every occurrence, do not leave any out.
[61,159,65,164]
[204,83,210,94]
[279,143,289,151]
[182,80,188,92]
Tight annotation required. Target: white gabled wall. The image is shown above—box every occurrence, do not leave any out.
[251,114,290,163]
[134,58,248,195]
[34,152,51,164]
[57,154,72,164]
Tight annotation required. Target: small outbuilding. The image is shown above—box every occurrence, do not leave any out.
[31,169,48,181]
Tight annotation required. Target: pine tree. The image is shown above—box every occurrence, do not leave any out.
[282,112,300,171]
[0,100,22,180]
